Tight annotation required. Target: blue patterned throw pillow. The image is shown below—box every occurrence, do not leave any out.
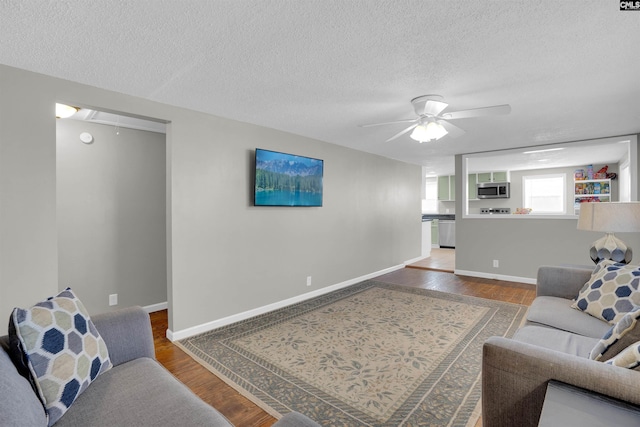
[590,307,640,360]
[572,260,640,324]
[604,341,640,370]
[9,288,112,426]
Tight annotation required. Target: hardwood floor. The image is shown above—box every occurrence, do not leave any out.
[406,248,456,273]
[151,268,536,426]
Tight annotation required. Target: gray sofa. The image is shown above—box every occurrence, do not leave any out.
[1,306,320,427]
[482,265,640,427]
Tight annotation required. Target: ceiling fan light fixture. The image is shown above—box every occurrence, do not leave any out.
[410,121,448,143]
[55,103,79,119]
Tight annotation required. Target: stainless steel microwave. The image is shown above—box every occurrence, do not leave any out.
[477,182,510,199]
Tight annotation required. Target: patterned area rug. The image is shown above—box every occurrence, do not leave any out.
[177,280,527,426]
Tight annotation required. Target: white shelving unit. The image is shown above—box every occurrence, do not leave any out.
[574,178,611,215]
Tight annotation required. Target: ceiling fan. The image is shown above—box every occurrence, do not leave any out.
[359,95,511,143]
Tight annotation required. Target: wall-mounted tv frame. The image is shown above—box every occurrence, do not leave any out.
[254,148,324,207]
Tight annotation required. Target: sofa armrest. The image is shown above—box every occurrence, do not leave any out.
[482,336,640,427]
[536,266,592,299]
[92,306,155,366]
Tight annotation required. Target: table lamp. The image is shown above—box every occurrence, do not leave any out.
[577,202,640,264]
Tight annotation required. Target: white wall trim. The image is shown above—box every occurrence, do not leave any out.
[143,301,168,313]
[454,269,537,285]
[403,255,427,265]
[166,263,406,342]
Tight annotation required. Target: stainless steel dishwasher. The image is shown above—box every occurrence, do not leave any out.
[438,220,455,248]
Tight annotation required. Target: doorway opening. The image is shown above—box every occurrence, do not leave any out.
[56,105,168,315]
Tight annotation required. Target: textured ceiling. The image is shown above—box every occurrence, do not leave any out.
[1,1,639,174]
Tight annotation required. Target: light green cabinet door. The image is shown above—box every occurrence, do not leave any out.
[438,176,450,200]
[493,171,508,182]
[431,220,439,245]
[477,172,492,183]
[468,174,477,199]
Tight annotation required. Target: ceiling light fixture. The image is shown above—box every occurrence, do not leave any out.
[410,120,448,143]
[55,103,79,119]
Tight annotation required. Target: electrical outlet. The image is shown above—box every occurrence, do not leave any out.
[109,294,118,306]
[306,276,312,287]
[493,260,499,268]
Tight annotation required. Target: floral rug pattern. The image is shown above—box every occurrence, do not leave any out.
[177,281,527,426]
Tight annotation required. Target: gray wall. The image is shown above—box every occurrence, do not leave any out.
[455,152,640,280]
[0,64,422,335]
[56,120,167,315]
[0,66,58,328]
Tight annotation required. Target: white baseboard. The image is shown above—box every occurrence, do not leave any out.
[404,255,427,265]
[166,263,406,342]
[143,301,168,313]
[454,269,537,285]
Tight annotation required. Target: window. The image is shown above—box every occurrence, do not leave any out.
[422,177,438,213]
[522,174,566,214]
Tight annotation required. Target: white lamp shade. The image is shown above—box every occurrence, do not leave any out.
[577,202,640,233]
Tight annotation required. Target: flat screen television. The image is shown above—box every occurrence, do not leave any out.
[254,148,323,207]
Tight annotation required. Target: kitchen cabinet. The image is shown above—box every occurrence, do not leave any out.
[438,175,455,201]
[468,174,477,200]
[574,178,612,215]
[477,172,492,183]
[440,172,504,201]
[476,171,508,183]
[431,220,439,246]
[492,171,508,182]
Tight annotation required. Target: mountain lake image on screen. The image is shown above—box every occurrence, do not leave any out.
[254,148,323,207]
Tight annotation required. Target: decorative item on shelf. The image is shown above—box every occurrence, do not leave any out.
[513,208,532,215]
[577,202,640,264]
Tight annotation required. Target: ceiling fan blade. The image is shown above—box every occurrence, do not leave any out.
[423,100,448,117]
[359,119,418,128]
[439,120,466,138]
[441,104,511,120]
[386,123,419,142]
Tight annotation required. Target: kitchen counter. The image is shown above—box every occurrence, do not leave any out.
[422,214,455,221]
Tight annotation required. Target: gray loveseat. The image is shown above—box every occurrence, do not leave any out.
[1,306,320,427]
[482,265,640,427]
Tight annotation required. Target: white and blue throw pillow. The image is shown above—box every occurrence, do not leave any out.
[572,260,640,324]
[9,288,112,426]
[604,341,640,370]
[590,306,640,360]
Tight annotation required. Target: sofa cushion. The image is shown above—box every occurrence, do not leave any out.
[604,341,640,370]
[590,307,640,361]
[571,260,640,324]
[9,288,112,426]
[0,339,47,427]
[527,296,610,338]
[56,357,234,427]
[513,325,600,357]
[538,381,640,427]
